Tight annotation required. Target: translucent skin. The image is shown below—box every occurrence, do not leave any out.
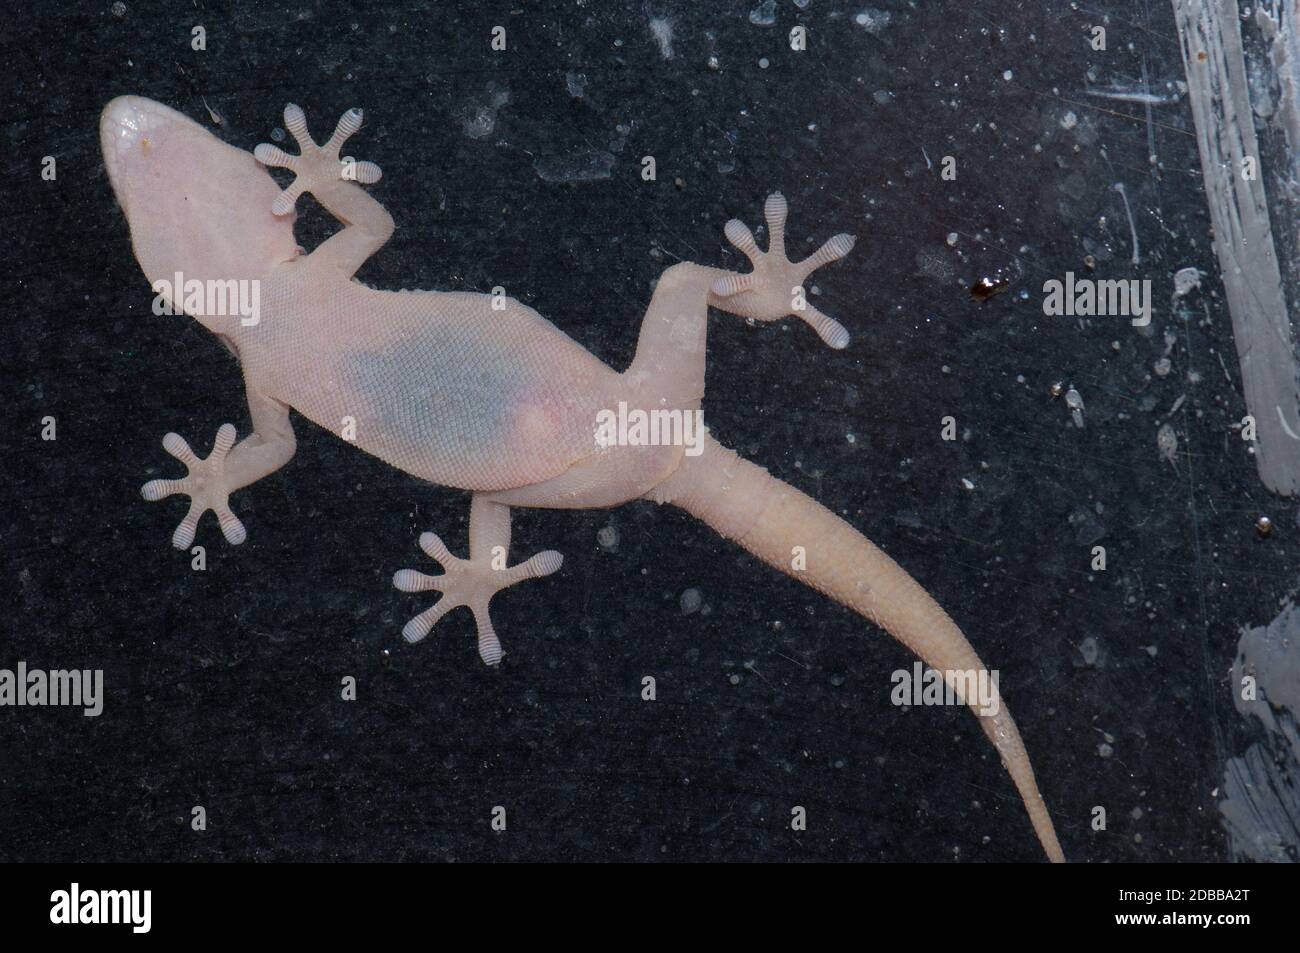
[102,96,1064,861]
[101,97,610,492]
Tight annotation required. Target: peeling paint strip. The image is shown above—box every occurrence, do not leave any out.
[1173,0,1300,496]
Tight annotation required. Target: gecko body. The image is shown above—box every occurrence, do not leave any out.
[101,96,1064,862]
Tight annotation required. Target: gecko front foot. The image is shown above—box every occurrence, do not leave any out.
[253,104,382,216]
[140,424,247,549]
[393,532,563,665]
[712,192,857,349]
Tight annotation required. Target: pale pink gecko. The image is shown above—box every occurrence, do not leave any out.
[100,96,1065,862]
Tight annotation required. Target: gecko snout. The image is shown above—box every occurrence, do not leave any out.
[100,93,299,300]
[100,96,175,178]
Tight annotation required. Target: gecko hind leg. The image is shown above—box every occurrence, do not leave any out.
[712,192,857,349]
[393,496,563,665]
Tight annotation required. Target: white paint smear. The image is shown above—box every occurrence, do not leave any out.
[1219,600,1300,861]
[1174,0,1300,495]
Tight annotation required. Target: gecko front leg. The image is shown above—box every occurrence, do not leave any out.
[393,496,563,665]
[253,103,394,277]
[141,387,296,548]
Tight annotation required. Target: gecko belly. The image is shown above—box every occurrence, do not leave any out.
[293,318,601,491]
[312,362,570,490]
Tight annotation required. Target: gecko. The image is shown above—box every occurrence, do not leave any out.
[100,95,1065,862]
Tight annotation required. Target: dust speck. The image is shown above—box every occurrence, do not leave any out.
[565,72,588,98]
[1157,423,1178,463]
[596,525,619,551]
[535,150,616,183]
[854,8,891,32]
[462,85,510,140]
[649,16,674,59]
[749,1,777,26]
[1173,266,1203,299]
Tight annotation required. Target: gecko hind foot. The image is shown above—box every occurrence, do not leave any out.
[393,532,563,665]
[253,104,382,216]
[712,192,856,349]
[141,424,247,549]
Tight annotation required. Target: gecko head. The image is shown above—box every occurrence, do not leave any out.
[100,96,298,332]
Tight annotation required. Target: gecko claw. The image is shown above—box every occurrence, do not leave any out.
[254,104,383,216]
[714,192,857,348]
[141,423,247,549]
[393,531,563,665]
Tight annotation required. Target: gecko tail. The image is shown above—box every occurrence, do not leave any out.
[648,435,1065,863]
